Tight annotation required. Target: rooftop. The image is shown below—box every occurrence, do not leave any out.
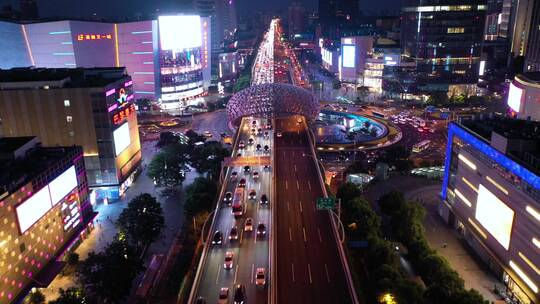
[516,72,540,85]
[0,137,81,194]
[0,67,128,89]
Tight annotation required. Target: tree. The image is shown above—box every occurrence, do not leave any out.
[66,252,79,266]
[23,290,45,304]
[190,141,230,180]
[147,143,189,187]
[116,193,165,248]
[378,190,406,216]
[48,288,87,304]
[184,130,207,151]
[427,91,449,105]
[156,131,180,148]
[78,237,143,303]
[183,177,218,216]
[336,182,362,207]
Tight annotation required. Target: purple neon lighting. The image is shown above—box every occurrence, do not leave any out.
[127,94,134,101]
[108,103,118,112]
[124,80,133,87]
[105,88,116,96]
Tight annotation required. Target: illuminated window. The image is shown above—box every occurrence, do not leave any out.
[66,116,72,122]
[454,189,472,207]
[458,153,477,170]
[518,252,540,275]
[533,238,540,249]
[526,206,540,222]
[509,261,539,293]
[448,27,465,34]
[461,177,478,192]
[64,100,70,107]
[486,176,508,195]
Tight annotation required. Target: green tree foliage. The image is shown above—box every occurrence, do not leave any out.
[48,288,87,304]
[24,290,45,304]
[427,91,449,105]
[183,177,218,216]
[156,131,180,148]
[147,143,189,187]
[233,75,251,92]
[116,193,165,248]
[190,141,230,180]
[78,237,143,303]
[184,130,207,151]
[336,182,362,206]
[66,252,79,266]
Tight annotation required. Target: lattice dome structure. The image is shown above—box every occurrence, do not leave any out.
[227,83,320,126]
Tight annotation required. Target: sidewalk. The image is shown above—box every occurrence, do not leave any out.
[41,140,200,301]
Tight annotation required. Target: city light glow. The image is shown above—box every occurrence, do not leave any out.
[507,83,523,112]
[342,45,356,68]
[113,122,131,156]
[475,185,514,250]
[158,15,202,50]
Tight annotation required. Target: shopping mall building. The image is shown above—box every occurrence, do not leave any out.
[0,15,211,109]
[441,117,540,304]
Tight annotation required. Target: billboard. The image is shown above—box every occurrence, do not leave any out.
[342,45,355,68]
[507,83,523,112]
[49,165,78,205]
[322,48,333,65]
[158,16,202,50]
[16,186,52,234]
[113,122,131,156]
[475,184,514,250]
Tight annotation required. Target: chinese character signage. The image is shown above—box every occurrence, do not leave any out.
[112,104,136,126]
[76,34,113,41]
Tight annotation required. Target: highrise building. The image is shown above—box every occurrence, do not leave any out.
[317,0,359,39]
[400,0,487,92]
[508,0,535,60]
[441,117,540,304]
[288,2,307,37]
[523,0,540,71]
[0,136,94,304]
[0,67,141,201]
[19,0,38,19]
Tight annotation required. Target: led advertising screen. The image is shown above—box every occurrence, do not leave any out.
[342,45,356,68]
[16,186,53,234]
[507,83,523,112]
[49,165,78,205]
[114,122,131,156]
[158,15,202,50]
[475,184,514,250]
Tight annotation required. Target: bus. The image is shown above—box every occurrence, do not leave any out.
[232,187,245,217]
[412,140,431,153]
[371,111,386,119]
[136,254,164,298]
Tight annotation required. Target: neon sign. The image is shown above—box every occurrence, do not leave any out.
[76,34,113,41]
[117,88,128,103]
[112,104,136,126]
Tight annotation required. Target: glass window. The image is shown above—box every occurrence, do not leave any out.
[66,116,73,122]
[64,100,70,107]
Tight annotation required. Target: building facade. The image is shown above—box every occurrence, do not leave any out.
[524,0,540,71]
[0,137,94,304]
[0,68,141,201]
[507,72,540,121]
[441,118,540,304]
[401,0,487,91]
[339,36,373,84]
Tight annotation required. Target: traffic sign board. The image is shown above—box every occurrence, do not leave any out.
[316,197,335,210]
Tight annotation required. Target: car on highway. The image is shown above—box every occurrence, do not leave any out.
[236,152,242,157]
[195,296,207,304]
[252,120,257,126]
[238,178,246,188]
[224,251,234,270]
[256,144,262,151]
[257,223,266,236]
[276,132,282,137]
[218,288,229,304]
[248,138,254,145]
[243,166,251,174]
[257,128,262,136]
[204,131,212,138]
[260,194,268,205]
[249,189,257,200]
[231,171,238,181]
[263,164,270,171]
[264,145,270,153]
[244,218,253,232]
[223,191,233,204]
[250,128,256,136]
[264,131,269,138]
[233,284,246,304]
[255,268,266,286]
[212,230,223,245]
[296,117,302,124]
[265,122,272,130]
[238,141,245,149]
[229,226,239,241]
[253,171,260,179]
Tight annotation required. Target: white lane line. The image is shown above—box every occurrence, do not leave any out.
[294,164,297,172]
[291,263,295,283]
[289,227,292,242]
[251,263,255,284]
[318,228,322,243]
[234,264,239,284]
[299,200,303,213]
[254,233,257,244]
[240,229,244,244]
[287,201,290,212]
[325,264,330,283]
[296,180,300,190]
[285,181,288,189]
[307,263,312,284]
[303,227,307,242]
[308,181,311,191]
[215,265,222,284]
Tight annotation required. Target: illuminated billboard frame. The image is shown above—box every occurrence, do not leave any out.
[113,122,131,156]
[158,15,202,50]
[507,82,523,112]
[342,45,356,68]
[475,184,514,250]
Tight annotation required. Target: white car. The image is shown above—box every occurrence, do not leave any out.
[224,251,234,270]
[218,287,229,304]
[255,267,266,286]
[244,218,253,232]
[276,132,282,137]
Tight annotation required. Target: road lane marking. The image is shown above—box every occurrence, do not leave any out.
[291,263,295,282]
[251,263,255,284]
[234,264,239,284]
[325,264,330,283]
[303,227,307,242]
[318,228,322,242]
[299,200,303,213]
[287,201,290,211]
[216,266,221,284]
[296,180,299,190]
[254,232,257,244]
[289,227,292,242]
[294,164,297,172]
[307,181,311,190]
[240,229,244,244]
[285,181,288,189]
[307,263,312,284]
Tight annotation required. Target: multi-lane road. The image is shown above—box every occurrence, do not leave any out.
[193,117,274,303]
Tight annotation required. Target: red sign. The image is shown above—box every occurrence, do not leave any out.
[112,104,136,126]
[76,34,113,41]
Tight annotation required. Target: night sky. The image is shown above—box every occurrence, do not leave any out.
[0,0,400,19]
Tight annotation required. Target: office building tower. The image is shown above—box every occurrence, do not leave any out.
[441,117,540,304]
[401,0,487,92]
[506,72,540,120]
[288,2,307,36]
[0,67,141,201]
[0,136,94,304]
[19,0,38,19]
[523,0,540,71]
